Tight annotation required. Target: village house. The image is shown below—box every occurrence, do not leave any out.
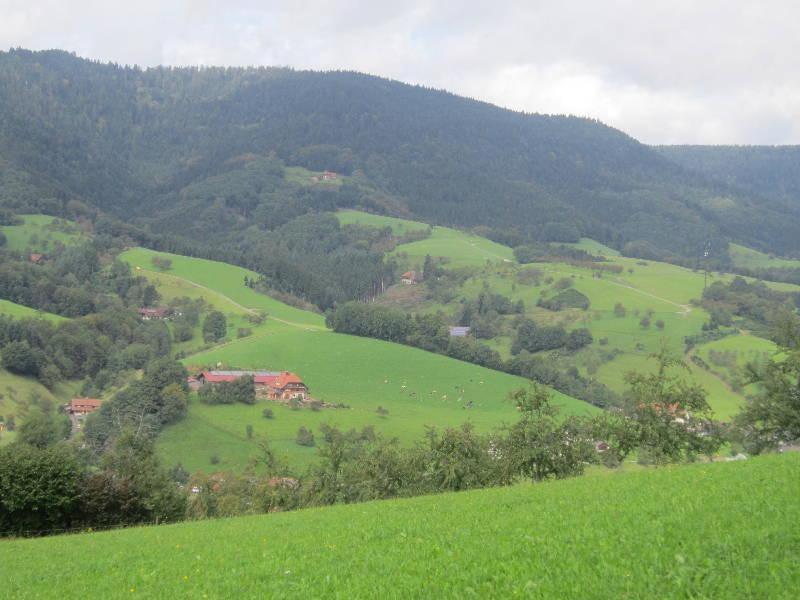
[448,326,471,337]
[195,370,309,401]
[401,270,419,285]
[29,253,46,265]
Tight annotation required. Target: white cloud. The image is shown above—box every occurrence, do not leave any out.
[0,0,798,143]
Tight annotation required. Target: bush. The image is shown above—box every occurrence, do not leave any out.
[210,455,220,465]
[151,256,172,271]
[613,303,626,317]
[172,322,194,343]
[202,311,227,343]
[296,426,315,447]
[656,319,665,330]
[262,408,274,419]
[237,327,252,338]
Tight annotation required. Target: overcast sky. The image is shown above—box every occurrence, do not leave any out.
[2,0,798,144]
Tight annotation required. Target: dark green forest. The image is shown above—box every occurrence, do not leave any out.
[1,48,799,272]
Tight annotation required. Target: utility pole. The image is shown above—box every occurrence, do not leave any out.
[703,240,711,290]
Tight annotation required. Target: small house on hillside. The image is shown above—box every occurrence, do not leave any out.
[67,398,102,416]
[138,307,171,320]
[321,170,338,181]
[29,253,46,265]
[401,270,419,285]
[448,326,471,337]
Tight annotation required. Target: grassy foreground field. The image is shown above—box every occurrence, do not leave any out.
[1,453,797,598]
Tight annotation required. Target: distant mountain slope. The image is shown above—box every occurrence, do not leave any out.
[657,145,800,210]
[2,49,800,259]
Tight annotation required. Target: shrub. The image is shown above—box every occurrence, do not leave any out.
[296,426,315,447]
[202,311,227,343]
[151,256,172,271]
[554,277,573,290]
[262,408,274,419]
[538,288,590,311]
[210,455,220,465]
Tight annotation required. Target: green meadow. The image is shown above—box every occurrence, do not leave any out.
[338,209,515,267]
[1,453,797,598]
[166,328,594,472]
[729,242,800,270]
[1,214,83,253]
[0,299,65,322]
[119,248,325,329]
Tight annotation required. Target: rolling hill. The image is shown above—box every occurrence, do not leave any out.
[118,248,593,472]
[1,453,796,598]
[337,210,795,420]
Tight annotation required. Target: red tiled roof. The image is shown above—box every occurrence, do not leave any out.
[274,371,305,388]
[70,398,102,411]
[200,371,281,385]
[199,370,305,388]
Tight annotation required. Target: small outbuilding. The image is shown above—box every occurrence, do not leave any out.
[448,326,471,337]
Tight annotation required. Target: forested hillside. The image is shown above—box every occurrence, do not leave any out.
[658,145,800,210]
[2,48,800,267]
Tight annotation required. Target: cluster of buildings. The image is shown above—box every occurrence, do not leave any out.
[188,370,309,401]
